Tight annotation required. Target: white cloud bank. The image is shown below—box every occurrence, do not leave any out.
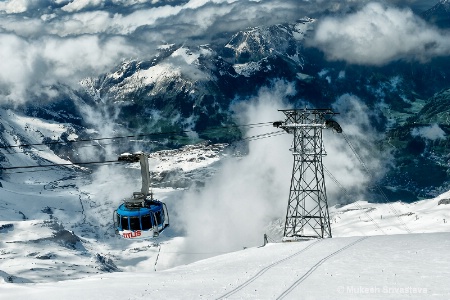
[0,0,304,104]
[309,2,450,65]
[323,94,389,203]
[412,124,446,140]
[173,81,293,264]
[1,0,447,104]
[0,33,136,104]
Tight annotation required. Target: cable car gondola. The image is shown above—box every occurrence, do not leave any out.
[113,152,169,240]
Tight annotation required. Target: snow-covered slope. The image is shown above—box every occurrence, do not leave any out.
[1,233,449,299]
[0,108,78,172]
[0,142,230,283]
[263,190,450,241]
[423,0,450,28]
[330,192,450,237]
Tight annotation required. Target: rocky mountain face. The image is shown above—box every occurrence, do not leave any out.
[75,19,314,141]
[2,9,450,200]
[423,0,450,28]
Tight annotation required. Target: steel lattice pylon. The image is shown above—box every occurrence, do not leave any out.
[275,108,340,239]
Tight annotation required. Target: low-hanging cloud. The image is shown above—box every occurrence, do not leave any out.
[0,0,444,104]
[0,0,305,104]
[411,123,446,140]
[0,33,136,104]
[171,83,391,265]
[323,94,390,203]
[309,2,450,65]
[172,80,294,264]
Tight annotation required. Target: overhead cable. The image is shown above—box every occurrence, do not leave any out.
[0,122,274,150]
[1,127,287,173]
[341,132,412,234]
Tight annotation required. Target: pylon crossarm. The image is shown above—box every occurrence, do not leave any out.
[282,123,325,128]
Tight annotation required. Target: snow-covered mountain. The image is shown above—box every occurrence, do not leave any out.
[0,107,80,173]
[223,18,313,66]
[76,19,314,143]
[72,14,450,199]
[423,0,450,28]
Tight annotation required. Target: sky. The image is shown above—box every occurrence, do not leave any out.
[0,0,448,104]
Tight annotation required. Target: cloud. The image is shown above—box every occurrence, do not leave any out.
[0,0,308,104]
[0,0,34,13]
[0,33,138,104]
[323,94,390,203]
[61,0,104,12]
[172,80,293,263]
[0,1,302,37]
[0,0,443,104]
[309,2,450,65]
[411,124,446,140]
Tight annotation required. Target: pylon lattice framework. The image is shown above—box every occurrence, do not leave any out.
[275,108,339,239]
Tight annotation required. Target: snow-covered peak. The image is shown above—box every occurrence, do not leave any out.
[225,19,314,64]
[172,47,200,65]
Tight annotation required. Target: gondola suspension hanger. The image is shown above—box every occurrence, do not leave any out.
[113,152,169,240]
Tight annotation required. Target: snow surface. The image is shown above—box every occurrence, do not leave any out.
[233,62,263,77]
[1,233,449,299]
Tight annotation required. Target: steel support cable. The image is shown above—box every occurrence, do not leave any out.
[242,130,286,142]
[1,160,120,170]
[246,133,286,142]
[323,166,386,235]
[341,132,412,234]
[342,132,408,223]
[342,132,411,232]
[1,129,287,173]
[0,122,275,150]
[1,168,83,175]
[1,142,116,156]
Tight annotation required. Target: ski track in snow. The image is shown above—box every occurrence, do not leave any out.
[217,236,369,300]
[216,239,323,299]
[276,236,368,299]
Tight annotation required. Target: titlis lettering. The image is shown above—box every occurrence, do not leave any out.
[123,231,141,238]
